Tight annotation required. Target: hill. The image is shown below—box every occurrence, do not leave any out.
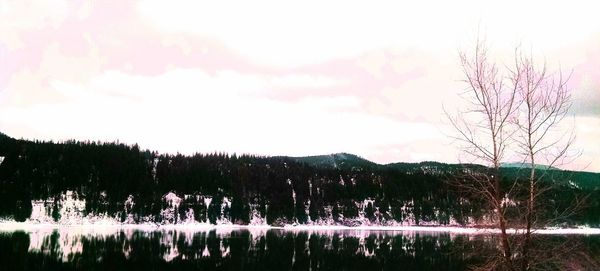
[501,162,560,170]
[0,131,599,226]
[288,152,379,169]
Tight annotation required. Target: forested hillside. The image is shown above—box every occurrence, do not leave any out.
[0,132,598,226]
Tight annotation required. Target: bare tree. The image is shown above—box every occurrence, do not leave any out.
[447,38,596,271]
[446,37,519,270]
[510,51,575,271]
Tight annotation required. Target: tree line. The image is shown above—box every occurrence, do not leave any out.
[0,132,598,226]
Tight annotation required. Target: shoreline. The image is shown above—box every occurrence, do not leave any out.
[1,221,600,235]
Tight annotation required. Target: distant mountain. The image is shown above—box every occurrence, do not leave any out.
[289,154,475,173]
[501,162,560,170]
[288,152,379,169]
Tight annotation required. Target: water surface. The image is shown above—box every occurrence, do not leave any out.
[0,228,597,270]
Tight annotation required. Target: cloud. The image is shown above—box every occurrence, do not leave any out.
[137,0,600,67]
[0,68,441,159]
[572,116,600,172]
[0,0,266,87]
[570,36,600,117]
[573,82,600,117]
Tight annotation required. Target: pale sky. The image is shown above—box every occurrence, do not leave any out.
[1,0,599,171]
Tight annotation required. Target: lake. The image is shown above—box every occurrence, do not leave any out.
[0,227,598,270]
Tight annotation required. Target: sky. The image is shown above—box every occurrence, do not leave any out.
[0,0,599,172]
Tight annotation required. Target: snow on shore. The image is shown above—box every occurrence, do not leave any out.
[1,220,599,235]
[2,190,599,235]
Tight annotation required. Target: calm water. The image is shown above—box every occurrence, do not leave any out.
[0,228,598,270]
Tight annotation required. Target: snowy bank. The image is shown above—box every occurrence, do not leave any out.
[2,221,600,235]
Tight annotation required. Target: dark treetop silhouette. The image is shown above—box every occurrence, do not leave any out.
[0,132,598,226]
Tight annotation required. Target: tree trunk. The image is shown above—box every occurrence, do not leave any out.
[521,156,536,271]
[495,173,514,271]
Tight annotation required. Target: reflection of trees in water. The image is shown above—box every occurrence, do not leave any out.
[1,230,598,270]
